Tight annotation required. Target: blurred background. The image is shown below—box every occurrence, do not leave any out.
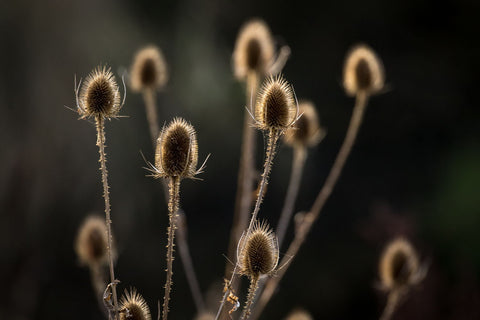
[1,0,479,319]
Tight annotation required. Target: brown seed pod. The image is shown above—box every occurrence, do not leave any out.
[343,44,384,96]
[285,309,314,320]
[233,19,275,80]
[379,238,420,290]
[237,220,279,279]
[119,288,152,320]
[78,66,121,118]
[255,75,296,131]
[154,117,199,179]
[284,100,324,147]
[130,46,168,92]
[75,215,113,267]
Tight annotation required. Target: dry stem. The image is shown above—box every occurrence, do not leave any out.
[380,290,402,320]
[241,276,259,320]
[95,115,119,320]
[250,92,369,319]
[143,88,160,148]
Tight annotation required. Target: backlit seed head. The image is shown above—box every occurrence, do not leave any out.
[284,100,324,147]
[233,19,275,80]
[130,46,168,92]
[256,75,296,131]
[237,221,279,279]
[343,44,384,96]
[119,288,152,320]
[154,118,199,179]
[194,312,215,320]
[379,238,419,290]
[285,309,314,320]
[79,66,121,118]
[75,215,113,267]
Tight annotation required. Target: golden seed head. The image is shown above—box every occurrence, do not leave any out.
[343,44,384,96]
[79,66,121,118]
[284,100,324,147]
[285,309,314,320]
[154,117,199,179]
[379,238,419,290]
[75,215,112,267]
[130,46,168,92]
[256,75,296,131]
[238,221,279,279]
[233,19,275,79]
[119,288,152,320]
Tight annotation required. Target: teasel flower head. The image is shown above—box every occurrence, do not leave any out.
[285,309,314,320]
[75,215,114,267]
[130,45,168,92]
[343,44,384,96]
[233,19,275,80]
[284,100,325,148]
[237,220,279,280]
[77,66,123,119]
[119,288,152,320]
[379,238,424,291]
[255,75,297,131]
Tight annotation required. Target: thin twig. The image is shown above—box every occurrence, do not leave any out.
[380,290,401,320]
[143,88,160,149]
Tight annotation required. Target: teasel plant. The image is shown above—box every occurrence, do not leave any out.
[118,288,152,320]
[250,44,386,319]
[74,65,126,319]
[144,117,208,320]
[227,18,291,283]
[378,238,427,320]
[215,75,299,320]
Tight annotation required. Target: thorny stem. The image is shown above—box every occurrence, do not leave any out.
[163,176,181,320]
[95,115,119,320]
[276,146,307,249]
[143,88,160,149]
[380,290,402,320]
[250,92,369,320]
[215,129,281,320]
[241,276,259,320]
[90,265,108,318]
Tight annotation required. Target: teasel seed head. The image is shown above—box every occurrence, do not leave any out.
[154,117,199,179]
[233,19,275,80]
[237,220,279,279]
[284,100,325,148]
[255,75,297,131]
[285,309,314,320]
[379,238,420,291]
[78,66,121,119]
[194,312,216,320]
[343,44,384,96]
[75,215,114,267]
[130,45,168,92]
[119,288,152,320]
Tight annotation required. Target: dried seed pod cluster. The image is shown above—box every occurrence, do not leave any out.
[233,19,275,80]
[75,215,113,267]
[255,76,296,131]
[130,46,168,92]
[284,100,324,147]
[343,44,384,96]
[154,117,199,179]
[119,288,152,320]
[78,66,121,118]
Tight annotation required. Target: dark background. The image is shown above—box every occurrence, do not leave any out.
[1,0,479,319]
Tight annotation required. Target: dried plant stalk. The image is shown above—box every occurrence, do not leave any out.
[143,88,160,148]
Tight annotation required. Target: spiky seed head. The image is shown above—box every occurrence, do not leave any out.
[119,288,152,320]
[379,238,420,290]
[154,117,199,179]
[343,44,384,96]
[285,309,314,320]
[130,46,168,92]
[79,66,121,118]
[233,19,275,80]
[284,100,324,147]
[256,75,296,131]
[75,215,113,267]
[238,221,279,279]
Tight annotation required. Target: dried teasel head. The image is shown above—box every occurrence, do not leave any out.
[285,309,314,320]
[130,45,168,92]
[194,312,216,320]
[255,75,297,131]
[379,238,422,291]
[233,19,275,80]
[237,220,279,279]
[119,288,152,320]
[343,44,384,96]
[78,66,122,119]
[153,118,199,179]
[284,100,325,148]
[75,215,114,267]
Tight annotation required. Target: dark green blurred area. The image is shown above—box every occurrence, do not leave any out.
[1,0,479,319]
